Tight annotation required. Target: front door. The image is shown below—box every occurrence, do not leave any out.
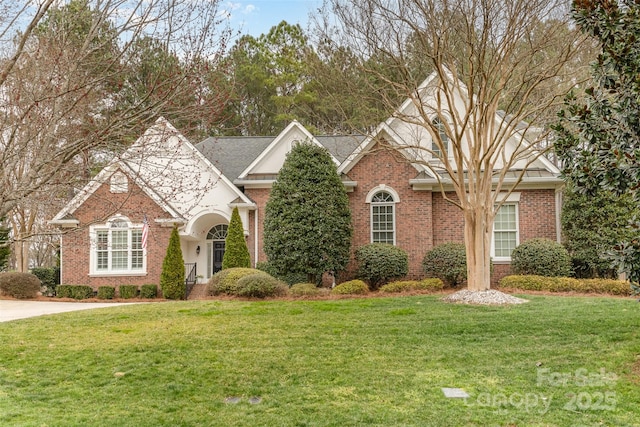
[213,241,225,273]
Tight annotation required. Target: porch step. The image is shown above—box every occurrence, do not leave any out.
[187,283,209,300]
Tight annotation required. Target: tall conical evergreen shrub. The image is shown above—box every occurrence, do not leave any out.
[223,207,251,269]
[264,142,352,283]
[160,226,185,299]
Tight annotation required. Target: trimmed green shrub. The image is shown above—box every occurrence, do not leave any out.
[235,274,289,298]
[379,278,445,293]
[511,238,572,277]
[140,284,158,299]
[208,268,268,296]
[56,285,93,300]
[331,280,369,295]
[355,243,408,289]
[0,272,41,299]
[422,242,467,287]
[160,226,186,300]
[31,267,60,296]
[256,261,307,286]
[222,207,251,269]
[264,142,353,284]
[97,286,115,300]
[417,278,445,291]
[119,285,138,299]
[499,275,631,295]
[290,283,321,297]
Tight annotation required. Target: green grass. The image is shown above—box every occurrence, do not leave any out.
[0,295,639,426]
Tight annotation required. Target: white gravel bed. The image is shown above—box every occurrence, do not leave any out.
[441,289,528,305]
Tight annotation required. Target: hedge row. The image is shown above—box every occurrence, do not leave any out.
[499,275,631,296]
[60,284,158,300]
[379,278,444,293]
[208,268,288,298]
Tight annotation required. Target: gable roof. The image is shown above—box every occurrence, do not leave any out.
[50,160,183,224]
[338,69,560,180]
[51,118,254,225]
[195,122,363,183]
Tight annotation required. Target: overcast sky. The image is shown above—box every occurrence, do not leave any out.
[224,0,322,37]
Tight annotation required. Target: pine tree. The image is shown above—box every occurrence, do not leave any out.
[160,226,185,299]
[222,207,251,269]
[264,142,352,283]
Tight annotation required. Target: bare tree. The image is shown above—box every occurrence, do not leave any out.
[0,0,233,269]
[0,0,232,222]
[318,0,590,290]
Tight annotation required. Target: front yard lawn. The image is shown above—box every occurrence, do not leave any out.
[0,294,638,426]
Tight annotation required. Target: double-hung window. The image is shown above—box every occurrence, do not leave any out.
[92,217,145,275]
[493,203,519,260]
[431,118,449,159]
[370,190,396,245]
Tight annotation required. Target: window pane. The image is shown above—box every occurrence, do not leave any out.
[96,231,108,270]
[494,203,517,257]
[372,203,394,244]
[112,230,128,250]
[112,250,128,270]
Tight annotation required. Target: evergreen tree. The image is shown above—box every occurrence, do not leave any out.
[555,0,640,285]
[264,142,352,284]
[160,226,185,300]
[562,183,639,278]
[222,207,251,269]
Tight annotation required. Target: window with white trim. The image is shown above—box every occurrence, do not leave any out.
[371,191,396,244]
[493,203,519,259]
[92,217,145,274]
[432,118,449,158]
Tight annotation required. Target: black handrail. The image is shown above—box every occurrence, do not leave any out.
[185,262,197,298]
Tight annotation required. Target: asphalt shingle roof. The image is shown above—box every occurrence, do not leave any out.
[194,134,364,183]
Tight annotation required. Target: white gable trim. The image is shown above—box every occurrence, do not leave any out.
[237,120,339,180]
[337,122,430,176]
[50,161,184,224]
[151,118,254,206]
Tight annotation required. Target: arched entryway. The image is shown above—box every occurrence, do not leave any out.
[206,224,228,277]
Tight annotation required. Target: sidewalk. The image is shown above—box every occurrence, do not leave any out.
[0,300,137,322]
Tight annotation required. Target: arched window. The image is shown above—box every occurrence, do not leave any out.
[92,216,144,274]
[370,190,396,244]
[207,224,228,240]
[432,118,449,158]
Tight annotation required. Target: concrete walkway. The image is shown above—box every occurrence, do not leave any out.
[0,300,137,322]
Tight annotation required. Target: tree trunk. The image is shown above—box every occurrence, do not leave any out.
[464,207,492,291]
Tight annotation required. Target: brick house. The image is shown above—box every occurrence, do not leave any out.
[51,73,562,290]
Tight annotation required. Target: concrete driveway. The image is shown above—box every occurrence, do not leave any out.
[0,300,137,322]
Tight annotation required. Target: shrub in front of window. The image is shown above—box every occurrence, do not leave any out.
[119,285,138,299]
[331,280,369,295]
[56,285,93,300]
[160,226,186,300]
[97,286,115,299]
[222,207,251,269]
[235,273,289,298]
[355,243,408,289]
[510,238,571,277]
[30,267,60,296]
[290,283,321,297]
[422,242,467,287]
[0,272,41,299]
[140,284,158,299]
[207,267,267,296]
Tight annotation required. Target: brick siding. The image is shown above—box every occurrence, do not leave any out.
[61,174,174,289]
